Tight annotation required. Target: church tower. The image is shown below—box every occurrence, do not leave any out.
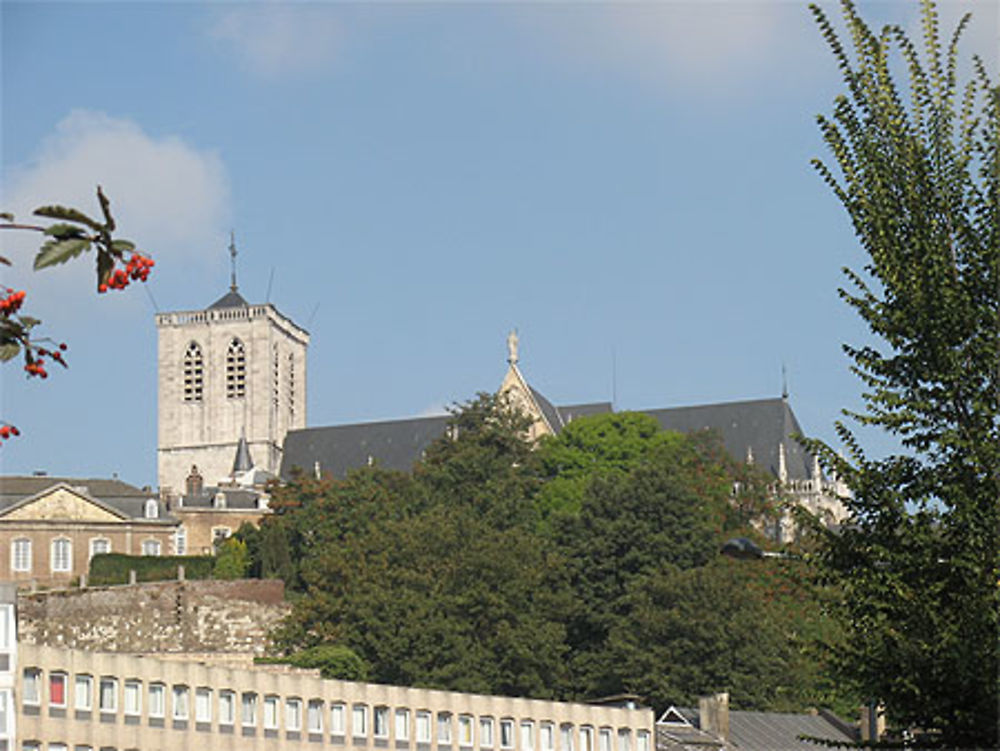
[155,239,309,498]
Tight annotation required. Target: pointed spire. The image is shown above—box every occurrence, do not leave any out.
[229,231,239,293]
[781,363,788,400]
[746,445,755,465]
[232,429,253,474]
[812,454,822,482]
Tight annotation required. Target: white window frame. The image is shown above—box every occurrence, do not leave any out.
[579,727,593,751]
[395,709,411,741]
[123,679,141,717]
[353,704,368,738]
[616,730,631,751]
[500,719,515,749]
[540,723,554,751]
[49,671,68,708]
[141,539,162,557]
[51,537,72,573]
[438,712,453,744]
[416,710,432,743]
[196,688,212,724]
[308,700,324,734]
[560,725,574,751]
[286,698,303,732]
[74,675,93,711]
[480,717,495,748]
[88,538,111,561]
[636,731,649,751]
[264,695,280,730]
[0,603,13,650]
[521,721,535,751]
[598,728,612,751]
[0,688,10,737]
[458,715,474,747]
[12,538,31,573]
[373,705,389,739]
[330,703,346,735]
[242,692,257,728]
[172,685,189,721]
[148,683,165,719]
[145,499,159,519]
[174,527,187,556]
[219,691,235,726]
[98,677,117,714]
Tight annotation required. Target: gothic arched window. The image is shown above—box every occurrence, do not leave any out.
[287,353,295,421]
[226,338,246,399]
[272,346,280,411]
[183,342,204,403]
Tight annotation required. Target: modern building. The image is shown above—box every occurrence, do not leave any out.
[17,642,654,751]
[0,476,177,588]
[155,243,309,500]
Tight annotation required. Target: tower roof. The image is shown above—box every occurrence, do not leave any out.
[208,290,249,309]
[232,433,254,474]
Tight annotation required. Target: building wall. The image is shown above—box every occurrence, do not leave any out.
[17,579,288,656]
[18,643,654,751]
[156,304,309,497]
[0,522,177,588]
[173,508,269,555]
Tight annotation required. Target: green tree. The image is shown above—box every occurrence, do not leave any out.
[284,645,370,681]
[809,0,998,746]
[213,537,250,579]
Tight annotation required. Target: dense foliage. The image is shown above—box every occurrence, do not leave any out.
[88,552,214,586]
[243,394,852,716]
[808,0,999,746]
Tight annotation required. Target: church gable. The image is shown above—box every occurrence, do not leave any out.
[1,484,128,523]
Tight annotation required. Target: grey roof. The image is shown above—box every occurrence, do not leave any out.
[232,434,254,474]
[180,486,263,510]
[665,707,856,751]
[282,396,817,483]
[558,402,614,424]
[282,414,452,479]
[642,398,815,480]
[0,477,173,522]
[208,289,249,309]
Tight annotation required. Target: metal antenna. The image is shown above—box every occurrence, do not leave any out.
[612,346,618,410]
[265,267,275,304]
[782,363,789,400]
[143,282,160,313]
[307,302,320,327]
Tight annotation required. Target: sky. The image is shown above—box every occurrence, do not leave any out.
[1,0,997,489]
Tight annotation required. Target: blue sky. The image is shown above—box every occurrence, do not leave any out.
[1,1,996,488]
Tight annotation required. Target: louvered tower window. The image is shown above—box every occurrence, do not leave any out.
[183,342,204,402]
[226,338,246,399]
[272,346,280,410]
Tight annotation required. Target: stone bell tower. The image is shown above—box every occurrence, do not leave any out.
[155,237,309,498]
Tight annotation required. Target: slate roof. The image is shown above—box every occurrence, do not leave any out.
[642,398,815,481]
[179,487,263,510]
[208,290,249,309]
[282,396,819,482]
[662,707,856,751]
[282,414,452,479]
[0,476,172,522]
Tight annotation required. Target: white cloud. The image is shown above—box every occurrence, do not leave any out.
[209,4,342,78]
[3,110,230,267]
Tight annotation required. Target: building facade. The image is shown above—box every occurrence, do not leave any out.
[17,643,653,751]
[156,283,309,499]
[0,478,177,588]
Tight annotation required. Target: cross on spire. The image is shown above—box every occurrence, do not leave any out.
[229,231,238,293]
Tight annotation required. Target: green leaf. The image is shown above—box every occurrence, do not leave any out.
[97,186,116,232]
[43,223,89,240]
[111,239,136,253]
[34,237,91,270]
[33,205,102,231]
[0,343,21,361]
[0,212,13,222]
[17,316,41,329]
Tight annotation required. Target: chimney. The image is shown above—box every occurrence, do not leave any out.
[860,702,885,743]
[699,692,730,742]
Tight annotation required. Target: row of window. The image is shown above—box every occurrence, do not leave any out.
[23,669,649,751]
[10,535,169,574]
[184,339,247,402]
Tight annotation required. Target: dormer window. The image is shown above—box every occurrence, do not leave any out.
[226,338,246,399]
[145,499,159,519]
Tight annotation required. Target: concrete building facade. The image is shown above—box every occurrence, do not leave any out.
[156,281,309,499]
[17,643,653,751]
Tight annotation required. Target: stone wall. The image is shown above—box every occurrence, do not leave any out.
[17,578,289,656]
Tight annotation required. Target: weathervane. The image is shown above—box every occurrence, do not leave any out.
[507,329,519,365]
[229,231,239,293]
